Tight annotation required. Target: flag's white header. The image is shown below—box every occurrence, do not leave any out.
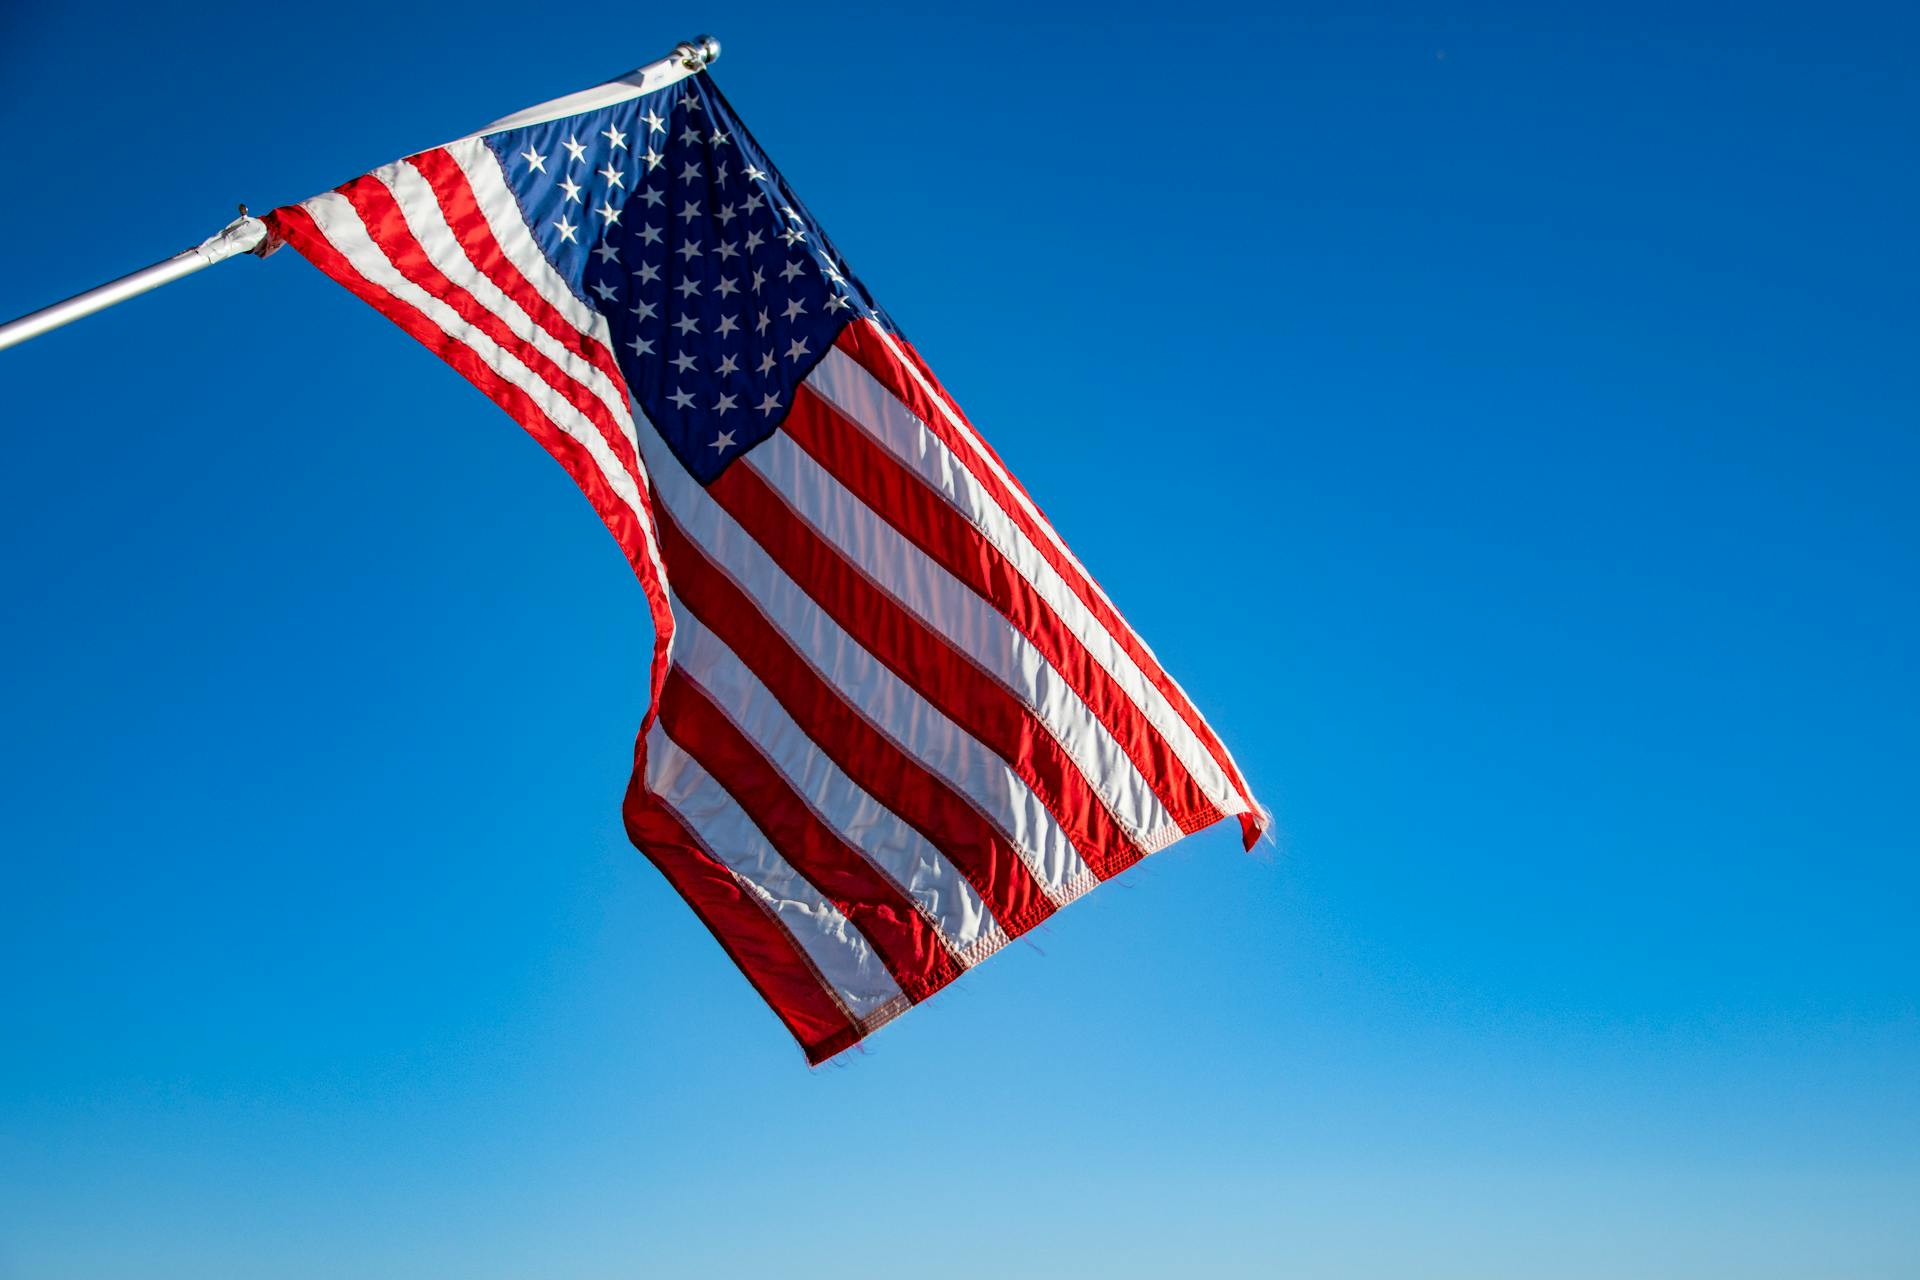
[467,37,722,139]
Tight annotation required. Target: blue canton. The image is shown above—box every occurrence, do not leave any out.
[483,76,888,484]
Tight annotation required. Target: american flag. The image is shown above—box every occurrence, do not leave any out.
[264,56,1268,1063]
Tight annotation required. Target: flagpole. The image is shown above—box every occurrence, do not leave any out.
[0,213,270,353]
[0,35,723,356]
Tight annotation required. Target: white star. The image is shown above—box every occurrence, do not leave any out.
[715,204,737,226]
[643,147,664,171]
[756,309,771,336]
[678,200,702,224]
[781,204,800,222]
[710,128,731,147]
[716,353,740,375]
[716,315,739,337]
[716,276,739,297]
[675,277,702,299]
[757,350,777,374]
[782,225,808,247]
[678,91,702,113]
[826,292,852,312]
[715,240,740,261]
[639,186,664,207]
[745,164,767,182]
[671,352,697,373]
[756,391,783,417]
[643,108,667,135]
[679,161,702,184]
[785,336,810,363]
[676,240,703,261]
[558,175,584,203]
[597,162,625,189]
[780,259,806,282]
[715,162,730,186]
[564,136,588,165]
[634,262,661,284]
[594,201,622,225]
[638,223,662,246]
[712,401,737,424]
[626,333,655,356]
[591,280,618,302]
[669,387,697,410]
[744,191,766,214]
[520,146,547,172]
[783,297,807,321]
[592,241,620,264]
[601,123,627,150]
[679,124,702,146]
[553,217,578,243]
[674,315,701,336]
[751,268,765,294]
[710,426,736,448]
[631,298,658,320]
[823,262,846,284]
[744,229,765,252]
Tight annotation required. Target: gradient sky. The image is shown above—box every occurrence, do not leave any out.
[2,3,1916,1277]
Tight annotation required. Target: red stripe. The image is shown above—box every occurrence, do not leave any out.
[884,324,1050,520]
[654,508,1061,938]
[622,784,863,1064]
[408,147,634,421]
[346,151,680,781]
[335,168,648,507]
[783,384,1224,840]
[834,322,1266,847]
[401,147,682,710]
[658,671,964,1000]
[710,460,1146,883]
[265,203,656,595]
[263,200,678,770]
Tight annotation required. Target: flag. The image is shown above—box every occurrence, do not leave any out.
[263,55,1268,1063]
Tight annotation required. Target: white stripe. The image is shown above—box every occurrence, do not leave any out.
[743,436,1172,847]
[443,141,619,374]
[379,159,640,466]
[864,324,1136,628]
[468,53,701,138]
[441,141,677,618]
[859,324,1261,818]
[645,723,906,1024]
[806,345,1248,819]
[668,604,1007,962]
[296,192,654,541]
[633,419,1095,903]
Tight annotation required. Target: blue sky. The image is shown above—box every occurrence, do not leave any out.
[1,2,1915,1276]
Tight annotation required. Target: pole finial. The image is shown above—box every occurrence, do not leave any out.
[676,34,721,71]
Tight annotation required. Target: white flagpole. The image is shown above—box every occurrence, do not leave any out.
[0,213,270,353]
[0,35,722,356]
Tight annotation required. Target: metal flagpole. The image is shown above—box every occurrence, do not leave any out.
[0,35,723,356]
[0,213,270,353]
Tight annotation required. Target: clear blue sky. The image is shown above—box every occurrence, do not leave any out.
[2,2,1915,1276]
